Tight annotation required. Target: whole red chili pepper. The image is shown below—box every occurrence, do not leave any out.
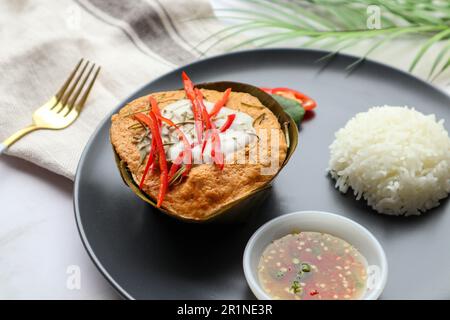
[196,89,224,169]
[209,88,231,118]
[219,114,236,132]
[195,88,213,157]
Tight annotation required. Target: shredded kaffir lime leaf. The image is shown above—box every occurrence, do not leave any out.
[301,263,311,273]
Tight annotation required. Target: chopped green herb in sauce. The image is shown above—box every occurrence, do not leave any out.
[290,280,302,294]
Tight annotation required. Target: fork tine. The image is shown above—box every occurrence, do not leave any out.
[64,63,95,115]
[52,58,84,108]
[56,60,90,113]
[73,66,101,112]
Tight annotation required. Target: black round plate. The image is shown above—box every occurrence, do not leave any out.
[75,49,450,299]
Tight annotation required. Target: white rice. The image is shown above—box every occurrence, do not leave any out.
[328,106,450,216]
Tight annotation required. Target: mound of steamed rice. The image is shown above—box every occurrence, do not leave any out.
[328,106,450,216]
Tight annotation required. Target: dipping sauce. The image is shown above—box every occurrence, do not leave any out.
[258,232,367,300]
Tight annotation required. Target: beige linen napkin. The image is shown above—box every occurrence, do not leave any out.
[0,0,228,179]
[1,0,449,180]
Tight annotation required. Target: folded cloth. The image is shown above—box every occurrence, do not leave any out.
[0,0,230,179]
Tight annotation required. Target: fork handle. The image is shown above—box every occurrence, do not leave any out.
[0,124,39,155]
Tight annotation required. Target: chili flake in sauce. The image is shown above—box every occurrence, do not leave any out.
[258,232,367,300]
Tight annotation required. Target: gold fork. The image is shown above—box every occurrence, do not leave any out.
[0,58,101,154]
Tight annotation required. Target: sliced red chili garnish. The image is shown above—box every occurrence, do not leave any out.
[181,71,196,100]
[182,72,203,145]
[134,112,168,207]
[309,290,319,296]
[210,129,224,170]
[195,88,212,130]
[268,87,316,111]
[134,72,231,204]
[195,88,215,160]
[219,114,236,132]
[148,111,168,207]
[201,130,210,155]
[259,87,273,94]
[138,138,156,189]
[261,86,317,111]
[195,88,213,158]
[135,112,157,188]
[149,95,162,124]
[168,151,184,181]
[209,88,231,118]
[183,72,225,169]
[195,89,224,169]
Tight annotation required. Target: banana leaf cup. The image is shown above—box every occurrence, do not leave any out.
[112,81,298,223]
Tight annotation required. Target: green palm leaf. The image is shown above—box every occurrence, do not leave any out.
[347,25,442,71]
[432,57,450,81]
[409,28,450,72]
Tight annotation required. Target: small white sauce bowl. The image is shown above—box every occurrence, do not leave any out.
[243,211,388,300]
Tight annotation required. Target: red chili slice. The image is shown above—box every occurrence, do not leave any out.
[310,290,319,296]
[148,112,168,207]
[195,88,213,130]
[168,151,184,181]
[209,88,231,118]
[182,72,225,170]
[157,115,192,176]
[181,71,196,100]
[210,129,224,170]
[149,96,162,124]
[195,89,224,169]
[138,137,156,189]
[182,72,203,145]
[134,112,168,207]
[201,130,210,155]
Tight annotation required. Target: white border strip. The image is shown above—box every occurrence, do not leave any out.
[0,143,7,155]
[77,0,177,69]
